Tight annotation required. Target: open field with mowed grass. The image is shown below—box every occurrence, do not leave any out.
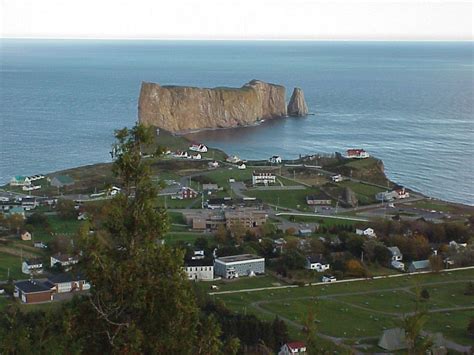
[214,269,474,346]
[244,188,324,211]
[0,252,24,280]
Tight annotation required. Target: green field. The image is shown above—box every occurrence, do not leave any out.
[164,232,212,245]
[214,270,474,348]
[338,181,386,205]
[205,168,254,190]
[244,188,323,211]
[0,252,23,280]
[278,214,362,227]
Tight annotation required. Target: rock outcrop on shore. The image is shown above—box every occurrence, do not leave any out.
[287,88,308,117]
[138,80,307,133]
[138,80,287,133]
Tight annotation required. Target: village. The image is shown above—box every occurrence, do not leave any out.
[0,130,473,354]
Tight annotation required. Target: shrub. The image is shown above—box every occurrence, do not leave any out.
[420,288,430,300]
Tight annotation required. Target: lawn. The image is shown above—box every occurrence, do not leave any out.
[278,214,362,227]
[244,188,322,211]
[205,168,254,190]
[262,298,396,338]
[0,252,24,280]
[157,196,201,209]
[338,181,386,205]
[214,269,474,346]
[164,232,212,245]
[208,275,285,292]
[426,310,473,346]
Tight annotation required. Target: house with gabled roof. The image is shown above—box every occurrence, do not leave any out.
[278,341,307,354]
[305,255,330,272]
[407,260,430,273]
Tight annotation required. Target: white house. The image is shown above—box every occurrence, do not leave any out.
[46,273,90,293]
[174,151,189,158]
[269,155,282,164]
[22,259,43,275]
[226,155,241,164]
[252,171,276,186]
[387,246,403,261]
[394,187,410,199]
[278,342,307,355]
[50,253,79,270]
[191,153,202,160]
[331,174,343,183]
[305,255,330,272]
[391,260,405,271]
[22,185,41,192]
[237,163,246,170]
[189,143,208,153]
[356,228,376,238]
[183,258,214,281]
[346,149,370,159]
[10,176,31,187]
[208,161,219,169]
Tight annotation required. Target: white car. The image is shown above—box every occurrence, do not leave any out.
[322,276,337,283]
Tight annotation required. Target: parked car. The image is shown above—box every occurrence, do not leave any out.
[322,276,337,283]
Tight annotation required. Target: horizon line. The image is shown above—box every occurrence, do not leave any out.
[1,36,473,42]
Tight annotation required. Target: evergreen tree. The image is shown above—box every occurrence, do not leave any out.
[76,125,213,352]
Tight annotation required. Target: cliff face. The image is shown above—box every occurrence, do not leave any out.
[287,88,308,117]
[138,80,287,133]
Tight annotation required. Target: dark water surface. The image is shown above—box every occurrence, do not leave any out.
[1,40,473,204]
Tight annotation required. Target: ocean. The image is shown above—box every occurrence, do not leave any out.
[0,40,473,205]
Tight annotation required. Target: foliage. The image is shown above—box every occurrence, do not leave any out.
[464,282,474,296]
[56,199,77,220]
[345,259,366,277]
[25,212,50,229]
[429,255,444,272]
[420,288,430,300]
[468,318,474,339]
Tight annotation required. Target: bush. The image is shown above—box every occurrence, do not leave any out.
[421,288,430,300]
[468,318,474,339]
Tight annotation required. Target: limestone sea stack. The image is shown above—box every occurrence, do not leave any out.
[287,87,309,117]
[138,80,287,133]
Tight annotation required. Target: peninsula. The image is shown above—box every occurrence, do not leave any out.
[138,80,308,133]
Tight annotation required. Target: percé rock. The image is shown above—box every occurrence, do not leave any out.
[287,87,308,117]
[138,80,287,133]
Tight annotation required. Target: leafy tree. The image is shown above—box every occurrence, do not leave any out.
[25,212,49,228]
[464,282,474,296]
[402,310,432,355]
[374,245,392,266]
[345,259,366,277]
[215,224,228,244]
[303,309,318,355]
[429,255,444,272]
[5,214,24,234]
[260,222,277,237]
[56,199,77,220]
[281,249,306,270]
[468,318,474,339]
[229,222,246,244]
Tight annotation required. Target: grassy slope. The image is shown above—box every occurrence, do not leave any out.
[215,270,474,345]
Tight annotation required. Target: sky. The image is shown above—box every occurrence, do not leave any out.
[1,0,472,40]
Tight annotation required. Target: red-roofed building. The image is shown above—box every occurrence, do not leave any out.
[346,149,369,159]
[394,187,410,199]
[278,341,307,354]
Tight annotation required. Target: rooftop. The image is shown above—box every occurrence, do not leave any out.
[216,254,263,263]
[15,280,51,293]
[48,272,85,284]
